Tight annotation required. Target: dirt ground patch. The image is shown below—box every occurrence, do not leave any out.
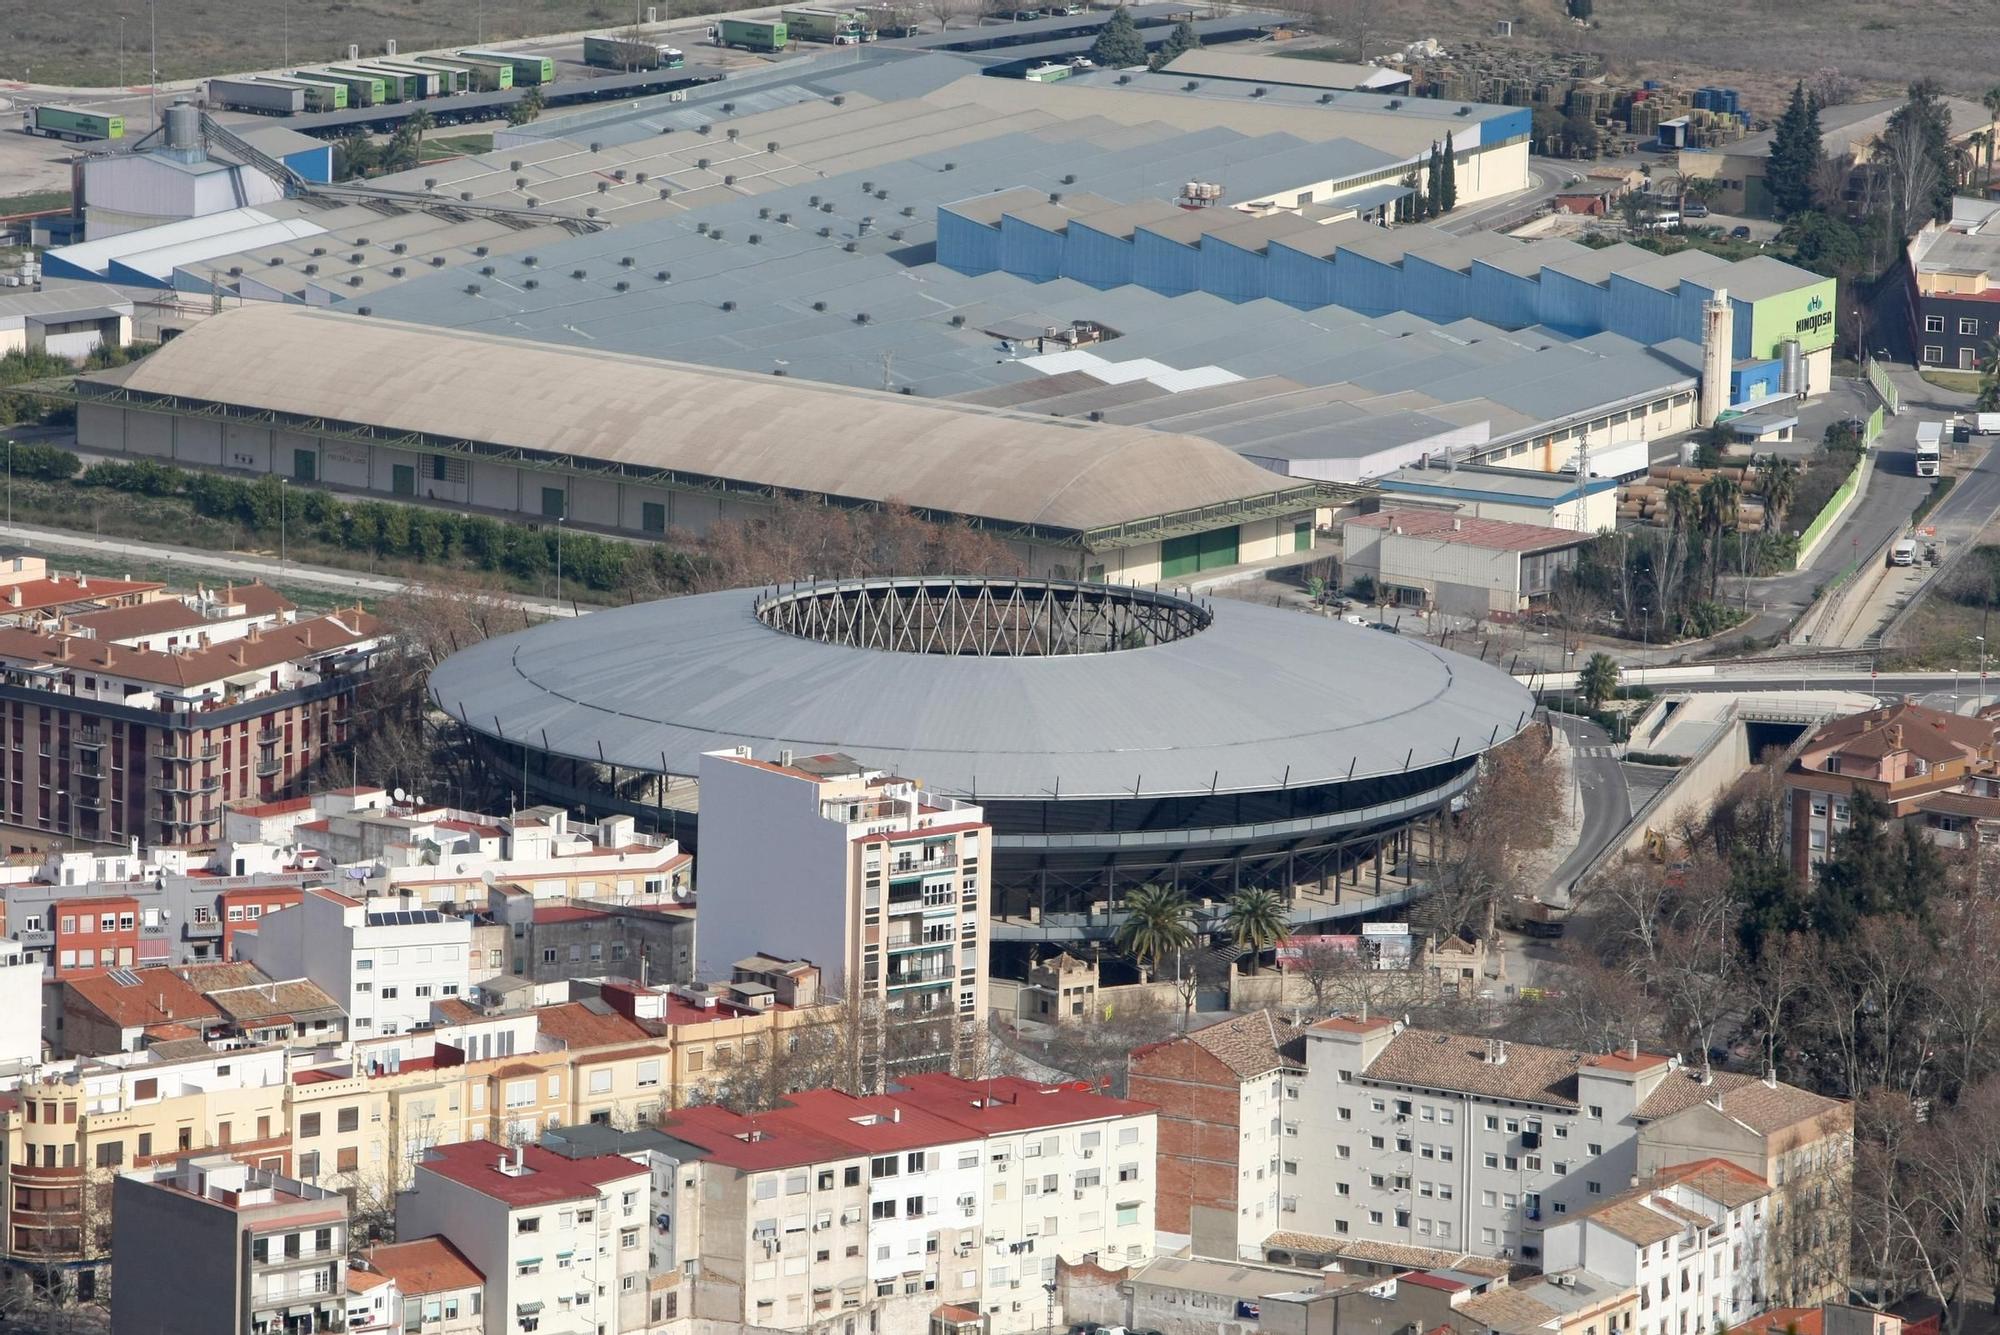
[3,0,641,85]
[1342,0,2000,113]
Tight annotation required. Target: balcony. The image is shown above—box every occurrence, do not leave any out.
[886,970,952,990]
[75,760,104,779]
[886,935,954,954]
[257,727,284,746]
[74,793,105,812]
[256,758,284,777]
[74,728,105,749]
[184,918,223,940]
[886,853,958,880]
[155,743,221,763]
[159,774,221,795]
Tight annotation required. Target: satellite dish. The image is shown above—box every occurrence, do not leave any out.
[346,867,370,881]
[392,787,408,804]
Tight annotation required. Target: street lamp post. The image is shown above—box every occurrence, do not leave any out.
[1638,604,1648,688]
[1981,635,1988,710]
[554,515,565,606]
[278,477,287,567]
[119,15,127,89]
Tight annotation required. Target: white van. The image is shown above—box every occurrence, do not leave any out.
[1891,538,1917,567]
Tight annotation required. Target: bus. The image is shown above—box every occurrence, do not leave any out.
[255,75,347,112]
[457,49,556,86]
[361,60,450,96]
[26,106,124,141]
[414,54,513,91]
[296,69,386,107]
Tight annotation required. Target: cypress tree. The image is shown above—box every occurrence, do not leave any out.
[1767,82,1819,218]
[1425,143,1443,218]
[1441,131,1458,212]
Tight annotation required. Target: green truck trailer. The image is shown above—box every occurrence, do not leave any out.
[415,54,514,91]
[711,18,789,51]
[456,49,556,86]
[296,69,386,107]
[25,106,124,141]
[781,8,874,43]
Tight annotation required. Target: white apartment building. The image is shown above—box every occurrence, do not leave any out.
[346,1236,488,1335]
[246,887,472,1038]
[400,1141,654,1335]
[0,939,41,1067]
[1297,1019,1692,1267]
[662,1074,1157,1335]
[696,749,989,1078]
[1544,1161,1772,1335]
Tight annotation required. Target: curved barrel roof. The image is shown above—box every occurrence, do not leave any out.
[89,304,1301,535]
[428,580,1535,800]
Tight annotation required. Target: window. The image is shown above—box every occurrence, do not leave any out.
[95,1142,124,1169]
[1588,1181,1603,1194]
[337,1148,359,1173]
[1485,1115,1498,1130]
[337,1108,359,1134]
[621,1228,639,1250]
[379,986,398,1000]
[1588,1105,1603,1119]
[637,1060,661,1089]
[1925,344,1945,365]
[518,1216,541,1234]
[298,1150,319,1177]
[1963,317,1982,336]
[1927,315,1946,332]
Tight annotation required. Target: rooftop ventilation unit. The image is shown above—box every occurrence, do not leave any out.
[721,300,736,311]
[571,268,587,279]
[464,282,481,294]
[523,278,539,289]
[357,306,372,315]
[589,141,602,152]
[655,270,671,282]
[831,94,845,105]
[1183,80,1198,90]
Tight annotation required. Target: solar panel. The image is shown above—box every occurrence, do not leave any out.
[108,968,142,988]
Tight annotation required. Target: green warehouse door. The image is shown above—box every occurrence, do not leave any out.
[1161,525,1240,579]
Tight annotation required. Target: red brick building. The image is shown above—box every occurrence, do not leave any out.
[1127,1010,1305,1259]
[217,885,304,962]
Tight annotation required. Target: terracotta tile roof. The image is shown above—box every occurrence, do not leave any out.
[66,968,219,1030]
[1803,700,1993,766]
[0,574,162,613]
[1576,1193,1690,1246]
[67,599,215,640]
[1725,1309,1825,1335]
[1358,1029,1627,1106]
[1633,1069,1847,1134]
[419,1142,645,1207]
[1313,1015,1398,1034]
[346,1266,392,1293]
[228,796,316,819]
[357,1237,484,1295]
[887,1072,1156,1135]
[532,905,609,925]
[1347,509,1590,554]
[1149,1010,1306,1079]
[1260,1234,1512,1278]
[661,1105,865,1172]
[1402,1271,1474,1293]
[0,608,380,689]
[533,1001,654,1049]
[1457,1285,1562,1332]
[202,976,343,1024]
[1655,1158,1771,1207]
[430,999,486,1025]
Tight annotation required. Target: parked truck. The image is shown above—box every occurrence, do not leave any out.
[1975,412,2000,435]
[207,77,308,114]
[252,75,346,112]
[782,7,874,43]
[1502,896,1567,939]
[1561,438,1649,482]
[582,34,687,69]
[25,106,125,141]
[711,18,789,51]
[1916,421,1942,477]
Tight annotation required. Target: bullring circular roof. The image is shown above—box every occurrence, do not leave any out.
[428,577,1535,800]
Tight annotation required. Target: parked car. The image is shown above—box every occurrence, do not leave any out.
[1729,225,1752,239]
[1684,202,1708,218]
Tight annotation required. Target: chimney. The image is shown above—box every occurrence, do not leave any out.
[1698,287,1732,426]
[1451,517,1462,531]
[301,625,314,649]
[1886,724,1903,747]
[103,643,115,667]
[1763,1065,1778,1089]
[247,622,262,643]
[1699,1061,1714,1086]
[890,1106,901,1123]
[233,644,247,666]
[1627,1038,1639,1059]
[7,588,18,607]
[1494,1039,1507,1065]
[54,638,70,663]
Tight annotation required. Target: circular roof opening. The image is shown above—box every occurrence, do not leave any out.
[752,577,1211,656]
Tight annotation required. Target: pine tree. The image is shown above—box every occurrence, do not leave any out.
[1766,82,1820,219]
[1089,6,1147,68]
[1441,131,1458,212]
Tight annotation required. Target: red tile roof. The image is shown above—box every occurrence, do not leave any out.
[1401,1271,1473,1292]
[534,1002,655,1049]
[660,1105,866,1173]
[357,1237,484,1295]
[418,1141,646,1207]
[532,905,609,925]
[0,608,380,688]
[0,574,162,613]
[65,967,220,1031]
[1725,1309,1825,1335]
[887,1072,1155,1134]
[1313,1015,1397,1034]
[229,796,316,819]
[1347,509,1590,554]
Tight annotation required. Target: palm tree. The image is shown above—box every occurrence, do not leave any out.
[401,106,436,170]
[1578,651,1621,711]
[1698,473,1740,599]
[1113,884,1194,982]
[1984,85,2000,190]
[1225,889,1289,975]
[1663,481,1697,535]
[1759,458,1799,530]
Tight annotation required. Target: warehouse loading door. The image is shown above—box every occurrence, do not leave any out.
[1161,525,1240,579]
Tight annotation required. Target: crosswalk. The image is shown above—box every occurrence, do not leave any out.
[1576,744,1617,758]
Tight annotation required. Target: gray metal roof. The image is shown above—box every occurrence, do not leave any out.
[427,580,1534,799]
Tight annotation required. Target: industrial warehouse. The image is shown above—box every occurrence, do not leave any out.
[425,575,1536,958]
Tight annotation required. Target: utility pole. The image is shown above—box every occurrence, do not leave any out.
[554,515,565,606]
[118,14,126,89]
[148,0,157,131]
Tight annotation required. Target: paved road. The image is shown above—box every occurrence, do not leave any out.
[1542,713,1630,905]
[0,517,578,618]
[1437,156,1566,235]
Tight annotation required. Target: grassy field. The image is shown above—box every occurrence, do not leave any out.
[420,133,496,163]
[4,0,645,85]
[0,190,76,218]
[1921,369,1987,396]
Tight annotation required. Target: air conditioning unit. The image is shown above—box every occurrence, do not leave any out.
[1080,1150,1094,1160]
[1073,1191,1086,1201]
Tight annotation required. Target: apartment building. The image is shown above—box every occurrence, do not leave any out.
[658,1074,1155,1335]
[887,1073,1158,1333]
[347,1237,487,1335]
[697,748,990,1082]
[1291,1018,1839,1271]
[110,1154,349,1335]
[0,578,386,846]
[1905,197,2000,370]
[1543,1162,1772,1335]
[399,1141,654,1335]
[483,889,693,989]
[56,961,340,1057]
[1635,1071,1851,1305]
[247,888,473,1038]
[1127,1010,1306,1259]
[0,1041,290,1290]
[0,939,39,1067]
[1785,700,2000,879]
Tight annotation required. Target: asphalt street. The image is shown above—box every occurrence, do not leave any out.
[1542,714,1631,904]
